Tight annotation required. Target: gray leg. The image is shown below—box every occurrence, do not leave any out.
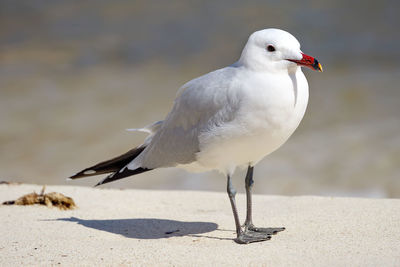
[244,166,254,228]
[226,175,271,244]
[226,175,242,236]
[244,166,285,236]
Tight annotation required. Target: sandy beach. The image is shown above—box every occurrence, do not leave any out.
[1,183,399,266]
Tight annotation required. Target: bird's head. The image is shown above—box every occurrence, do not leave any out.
[238,28,323,73]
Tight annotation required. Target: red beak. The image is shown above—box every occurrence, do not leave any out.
[288,53,323,72]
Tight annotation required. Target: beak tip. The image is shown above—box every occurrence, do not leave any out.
[318,63,323,72]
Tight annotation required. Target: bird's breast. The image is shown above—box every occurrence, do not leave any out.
[195,70,309,172]
[240,70,308,134]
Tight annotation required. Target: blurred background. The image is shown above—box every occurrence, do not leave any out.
[1,0,399,198]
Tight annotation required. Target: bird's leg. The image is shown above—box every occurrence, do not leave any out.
[226,175,270,244]
[226,175,242,237]
[243,166,286,236]
[244,166,255,229]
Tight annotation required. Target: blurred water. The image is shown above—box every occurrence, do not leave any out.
[0,0,399,197]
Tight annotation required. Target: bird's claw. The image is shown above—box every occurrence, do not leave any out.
[235,231,271,244]
[234,226,285,244]
[247,226,286,235]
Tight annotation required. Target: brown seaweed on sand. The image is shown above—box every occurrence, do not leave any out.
[2,186,76,210]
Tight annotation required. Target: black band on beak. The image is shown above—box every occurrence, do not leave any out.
[312,59,323,72]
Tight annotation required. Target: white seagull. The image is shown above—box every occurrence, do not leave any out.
[70,28,323,244]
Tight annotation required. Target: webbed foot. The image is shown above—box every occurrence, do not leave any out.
[234,226,285,244]
[235,230,271,244]
[247,225,285,235]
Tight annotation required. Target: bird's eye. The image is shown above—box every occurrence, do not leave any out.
[267,45,275,52]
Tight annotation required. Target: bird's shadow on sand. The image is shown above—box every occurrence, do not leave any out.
[56,217,220,239]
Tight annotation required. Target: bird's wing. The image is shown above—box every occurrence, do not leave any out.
[128,66,243,170]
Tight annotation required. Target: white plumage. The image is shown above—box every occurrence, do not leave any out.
[71,28,322,244]
[127,29,309,176]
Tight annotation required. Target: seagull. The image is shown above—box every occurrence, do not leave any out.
[70,28,323,244]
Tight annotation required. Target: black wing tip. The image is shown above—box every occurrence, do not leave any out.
[68,174,79,180]
[68,173,80,180]
[69,146,147,182]
[69,171,106,186]
[94,167,152,187]
[94,181,103,187]
[69,169,103,180]
[93,172,116,187]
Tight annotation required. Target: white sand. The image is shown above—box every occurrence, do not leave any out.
[1,184,399,266]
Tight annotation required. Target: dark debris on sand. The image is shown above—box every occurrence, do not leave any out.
[2,186,76,210]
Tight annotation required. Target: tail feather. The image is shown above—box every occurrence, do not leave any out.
[70,146,149,183]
